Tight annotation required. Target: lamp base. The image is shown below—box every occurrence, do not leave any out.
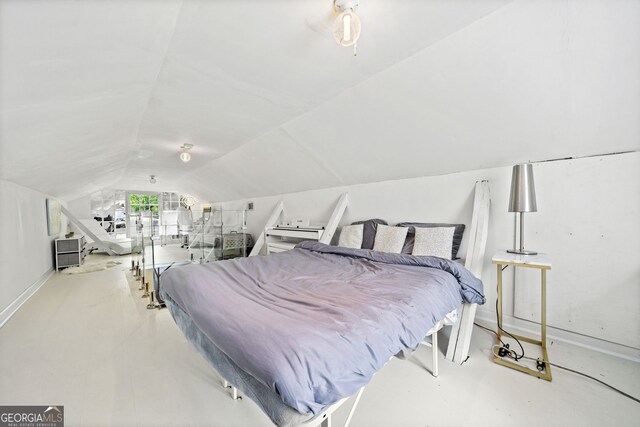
[507,249,538,256]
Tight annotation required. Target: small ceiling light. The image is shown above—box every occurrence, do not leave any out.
[333,0,361,52]
[180,144,194,162]
[149,175,157,184]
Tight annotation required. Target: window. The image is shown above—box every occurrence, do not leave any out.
[128,193,160,237]
[162,192,181,211]
[160,192,182,239]
[90,190,127,238]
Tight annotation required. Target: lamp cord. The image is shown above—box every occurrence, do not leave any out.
[495,265,525,361]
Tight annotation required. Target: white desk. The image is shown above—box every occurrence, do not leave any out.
[492,251,552,381]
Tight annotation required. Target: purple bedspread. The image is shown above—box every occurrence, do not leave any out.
[161,242,484,415]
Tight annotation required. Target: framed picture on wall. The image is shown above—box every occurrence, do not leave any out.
[46,198,62,236]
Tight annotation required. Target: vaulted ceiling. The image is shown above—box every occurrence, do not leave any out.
[1,0,638,202]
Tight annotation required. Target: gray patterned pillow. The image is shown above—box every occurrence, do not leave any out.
[411,227,455,259]
[399,222,465,259]
[338,224,364,249]
[372,224,408,253]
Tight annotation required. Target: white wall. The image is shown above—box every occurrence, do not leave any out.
[0,179,67,325]
[67,194,92,220]
[513,153,640,351]
[219,152,639,355]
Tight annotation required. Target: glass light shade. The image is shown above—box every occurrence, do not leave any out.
[180,151,191,162]
[343,13,351,41]
[333,10,361,47]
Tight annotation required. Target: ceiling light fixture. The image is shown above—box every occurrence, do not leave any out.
[180,144,194,162]
[333,0,361,55]
[180,195,197,208]
[149,175,157,184]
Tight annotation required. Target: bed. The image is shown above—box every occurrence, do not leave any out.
[161,181,490,426]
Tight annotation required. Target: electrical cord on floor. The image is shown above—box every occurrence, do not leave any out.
[478,320,526,361]
[478,324,522,359]
[474,322,640,404]
[520,354,640,404]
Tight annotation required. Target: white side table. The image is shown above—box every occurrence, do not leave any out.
[492,251,552,381]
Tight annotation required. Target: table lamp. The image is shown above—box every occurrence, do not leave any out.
[507,163,538,255]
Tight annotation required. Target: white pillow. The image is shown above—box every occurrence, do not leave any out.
[373,224,408,253]
[338,224,364,248]
[412,227,455,259]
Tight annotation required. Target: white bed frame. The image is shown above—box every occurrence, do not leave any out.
[224,181,491,427]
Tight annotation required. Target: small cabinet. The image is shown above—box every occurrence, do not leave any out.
[55,236,86,271]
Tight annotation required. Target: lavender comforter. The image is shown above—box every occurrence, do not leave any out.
[161,242,484,415]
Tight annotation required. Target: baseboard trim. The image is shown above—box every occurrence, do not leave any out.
[0,268,54,329]
[475,311,640,363]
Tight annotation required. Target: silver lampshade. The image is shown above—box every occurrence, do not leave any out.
[507,163,538,255]
[508,164,537,213]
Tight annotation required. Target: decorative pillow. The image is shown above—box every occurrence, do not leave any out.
[372,224,409,253]
[351,218,388,250]
[338,224,364,249]
[399,222,465,259]
[411,227,455,259]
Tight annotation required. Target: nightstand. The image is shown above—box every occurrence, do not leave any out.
[492,251,552,381]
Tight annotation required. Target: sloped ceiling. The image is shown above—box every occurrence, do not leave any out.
[1,0,638,202]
